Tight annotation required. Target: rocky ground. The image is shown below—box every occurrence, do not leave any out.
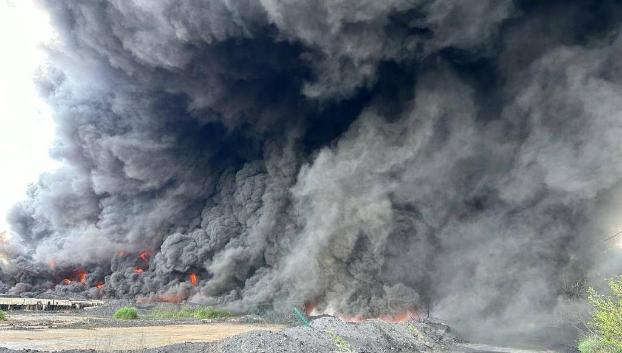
[204,316,458,353]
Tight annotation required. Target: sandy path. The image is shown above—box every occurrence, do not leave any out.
[0,323,284,351]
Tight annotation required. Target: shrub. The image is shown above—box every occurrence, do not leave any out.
[193,306,232,319]
[578,336,621,353]
[113,306,138,320]
[0,310,6,321]
[150,306,233,319]
[579,276,622,353]
[587,276,622,348]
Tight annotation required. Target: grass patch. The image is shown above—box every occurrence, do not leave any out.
[150,306,233,320]
[578,337,622,353]
[406,323,418,334]
[113,306,138,320]
[406,323,431,346]
[325,330,352,353]
[0,310,6,321]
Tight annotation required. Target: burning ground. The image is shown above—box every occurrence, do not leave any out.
[2,0,622,347]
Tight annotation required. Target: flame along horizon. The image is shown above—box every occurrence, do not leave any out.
[38,254,417,322]
[303,301,419,323]
[45,250,201,300]
[33,247,419,321]
[338,310,421,323]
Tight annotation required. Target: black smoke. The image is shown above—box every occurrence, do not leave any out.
[2,0,622,346]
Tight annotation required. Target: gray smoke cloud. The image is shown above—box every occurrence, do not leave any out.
[2,0,622,347]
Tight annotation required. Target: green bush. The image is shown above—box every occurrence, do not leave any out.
[193,306,233,319]
[580,276,622,353]
[150,306,232,319]
[0,310,6,321]
[578,337,621,353]
[113,306,139,320]
[587,276,622,347]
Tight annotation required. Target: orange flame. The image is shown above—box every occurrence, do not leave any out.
[339,314,366,322]
[188,272,198,285]
[76,270,87,283]
[48,259,56,270]
[303,301,317,315]
[338,310,418,323]
[134,266,144,273]
[378,311,417,322]
[95,282,105,289]
[61,268,88,285]
[138,250,152,261]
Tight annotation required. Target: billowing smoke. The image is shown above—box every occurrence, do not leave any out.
[2,0,622,346]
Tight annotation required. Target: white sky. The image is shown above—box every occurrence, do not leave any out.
[0,0,59,231]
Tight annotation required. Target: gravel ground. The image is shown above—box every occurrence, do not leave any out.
[213,316,457,353]
[0,316,457,353]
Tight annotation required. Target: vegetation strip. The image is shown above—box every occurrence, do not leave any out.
[113,306,139,320]
[149,306,233,320]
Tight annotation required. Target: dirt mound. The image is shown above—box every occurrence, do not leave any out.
[149,317,457,353]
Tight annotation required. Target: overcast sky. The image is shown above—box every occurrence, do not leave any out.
[0,0,58,231]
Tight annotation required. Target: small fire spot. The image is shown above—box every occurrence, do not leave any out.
[138,250,152,262]
[188,272,198,285]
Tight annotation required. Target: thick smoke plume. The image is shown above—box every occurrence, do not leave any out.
[2,0,622,346]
